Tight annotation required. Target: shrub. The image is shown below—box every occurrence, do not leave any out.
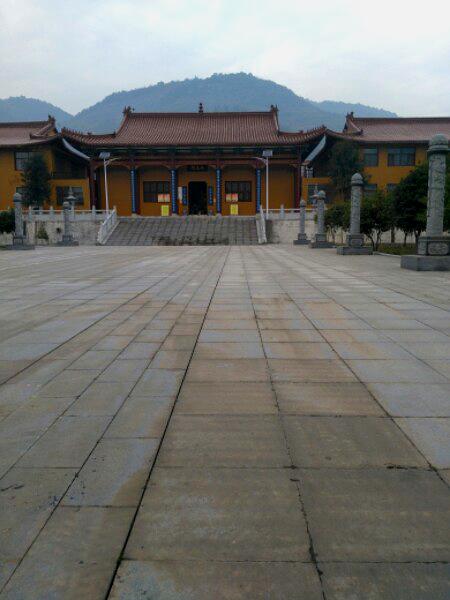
[0,209,15,234]
[36,224,49,240]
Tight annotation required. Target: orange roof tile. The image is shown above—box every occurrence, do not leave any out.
[344,114,450,143]
[0,117,58,147]
[62,109,327,148]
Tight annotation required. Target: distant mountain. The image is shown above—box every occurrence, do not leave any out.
[311,99,396,118]
[1,74,397,134]
[64,73,397,133]
[0,96,72,124]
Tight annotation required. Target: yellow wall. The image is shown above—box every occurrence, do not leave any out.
[260,166,295,211]
[302,144,428,205]
[98,167,131,215]
[0,147,90,211]
[363,145,427,189]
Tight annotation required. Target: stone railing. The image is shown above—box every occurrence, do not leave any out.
[256,206,267,244]
[97,207,118,245]
[25,206,107,222]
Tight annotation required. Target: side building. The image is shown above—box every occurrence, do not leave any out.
[0,117,90,211]
[304,114,450,200]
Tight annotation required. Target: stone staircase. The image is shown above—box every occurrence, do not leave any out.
[104,215,260,246]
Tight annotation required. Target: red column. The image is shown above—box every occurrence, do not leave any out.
[88,164,98,209]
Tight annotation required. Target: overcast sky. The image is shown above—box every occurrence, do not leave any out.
[1,0,449,116]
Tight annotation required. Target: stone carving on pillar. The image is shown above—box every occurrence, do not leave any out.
[3,192,34,250]
[294,199,309,245]
[57,196,79,246]
[401,134,450,271]
[337,172,372,255]
[310,190,333,248]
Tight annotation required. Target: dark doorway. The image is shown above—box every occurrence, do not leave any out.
[188,181,207,215]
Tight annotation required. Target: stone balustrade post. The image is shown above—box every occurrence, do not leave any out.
[402,134,449,270]
[337,173,372,255]
[293,199,308,245]
[5,192,34,250]
[13,193,25,244]
[310,190,333,248]
[57,194,79,246]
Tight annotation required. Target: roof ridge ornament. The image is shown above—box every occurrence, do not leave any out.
[198,102,204,114]
[123,106,133,116]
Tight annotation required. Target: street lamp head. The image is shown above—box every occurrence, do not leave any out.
[99,152,111,160]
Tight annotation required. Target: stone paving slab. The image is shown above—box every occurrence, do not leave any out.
[275,382,383,415]
[283,416,426,468]
[109,560,323,599]
[157,415,290,467]
[396,417,450,468]
[320,563,450,600]
[63,438,158,506]
[299,468,450,561]
[1,506,134,600]
[0,245,449,597]
[125,467,311,562]
[176,381,277,414]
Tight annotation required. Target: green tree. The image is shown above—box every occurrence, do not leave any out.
[0,209,15,233]
[392,163,427,244]
[360,190,395,250]
[328,141,364,198]
[21,153,51,207]
[324,204,349,242]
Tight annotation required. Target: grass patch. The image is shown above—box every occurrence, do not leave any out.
[377,243,416,256]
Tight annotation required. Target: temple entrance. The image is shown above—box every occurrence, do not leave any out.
[188,181,207,215]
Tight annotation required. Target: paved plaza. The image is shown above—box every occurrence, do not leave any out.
[0,245,449,599]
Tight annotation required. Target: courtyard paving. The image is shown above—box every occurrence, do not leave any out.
[0,245,449,599]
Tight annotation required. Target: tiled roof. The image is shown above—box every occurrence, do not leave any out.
[0,117,58,147]
[62,109,327,148]
[344,114,450,143]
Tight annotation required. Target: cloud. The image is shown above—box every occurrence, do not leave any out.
[0,0,449,115]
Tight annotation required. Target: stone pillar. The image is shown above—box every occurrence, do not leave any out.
[216,168,222,214]
[6,192,34,250]
[294,199,308,245]
[170,169,178,215]
[256,168,262,213]
[337,172,372,255]
[401,134,449,271]
[13,193,25,244]
[310,190,333,248]
[58,195,79,246]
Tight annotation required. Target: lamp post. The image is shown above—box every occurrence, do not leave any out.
[99,152,120,214]
[253,149,273,217]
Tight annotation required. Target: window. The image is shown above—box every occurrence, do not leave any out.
[387,147,415,166]
[386,183,397,194]
[225,181,252,202]
[143,181,170,202]
[364,184,378,197]
[53,153,86,179]
[363,148,378,167]
[15,151,34,171]
[56,186,84,205]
